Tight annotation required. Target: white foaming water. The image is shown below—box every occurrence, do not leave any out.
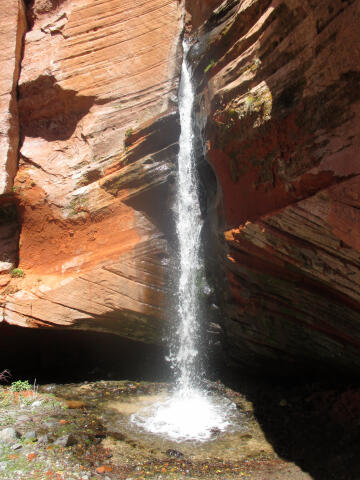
[131,40,235,442]
[132,390,237,442]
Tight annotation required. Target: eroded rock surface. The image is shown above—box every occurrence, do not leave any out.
[0,0,26,195]
[191,0,360,372]
[1,0,360,373]
[0,0,183,342]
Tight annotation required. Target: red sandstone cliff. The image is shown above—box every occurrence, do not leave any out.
[0,0,182,343]
[191,0,360,373]
[1,0,360,374]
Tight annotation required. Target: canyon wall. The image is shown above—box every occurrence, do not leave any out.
[1,0,360,375]
[191,0,360,373]
[0,0,182,343]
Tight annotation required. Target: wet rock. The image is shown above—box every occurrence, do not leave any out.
[42,384,56,393]
[44,420,57,429]
[11,443,23,450]
[166,448,184,458]
[37,434,49,445]
[107,431,125,441]
[23,430,37,441]
[63,400,87,409]
[54,434,77,447]
[0,427,20,444]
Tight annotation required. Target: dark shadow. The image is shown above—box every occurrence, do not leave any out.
[105,110,180,241]
[19,75,96,141]
[0,323,171,385]
[121,143,178,242]
[217,365,360,480]
[0,204,20,267]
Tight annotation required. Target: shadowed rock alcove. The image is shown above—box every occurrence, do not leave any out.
[0,323,170,384]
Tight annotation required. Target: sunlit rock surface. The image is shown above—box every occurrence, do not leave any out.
[0,0,182,342]
[191,0,360,372]
[0,0,26,195]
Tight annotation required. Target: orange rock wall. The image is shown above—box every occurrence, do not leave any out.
[0,0,183,343]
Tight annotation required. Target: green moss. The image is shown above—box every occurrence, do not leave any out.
[10,268,24,278]
[67,196,88,216]
[204,59,215,73]
[102,175,123,197]
[245,94,256,110]
[221,24,231,37]
[77,169,102,187]
[125,128,133,139]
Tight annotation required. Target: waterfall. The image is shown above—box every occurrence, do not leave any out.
[131,40,236,442]
[173,40,202,393]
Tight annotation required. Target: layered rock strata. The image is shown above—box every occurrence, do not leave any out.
[191,0,360,372]
[0,0,26,196]
[0,0,182,343]
[0,0,26,277]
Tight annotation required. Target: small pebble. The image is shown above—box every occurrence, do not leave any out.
[11,443,23,450]
[37,434,49,444]
[54,434,77,447]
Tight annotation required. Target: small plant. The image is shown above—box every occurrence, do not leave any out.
[11,380,32,392]
[10,268,24,278]
[228,108,238,120]
[125,128,133,138]
[204,59,215,73]
[221,24,231,37]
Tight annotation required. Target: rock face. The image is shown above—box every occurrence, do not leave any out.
[191,0,360,372]
[0,0,183,343]
[0,0,26,196]
[0,0,26,279]
[1,0,360,374]
[185,0,223,29]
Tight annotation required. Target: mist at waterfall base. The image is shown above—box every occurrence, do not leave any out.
[130,41,237,442]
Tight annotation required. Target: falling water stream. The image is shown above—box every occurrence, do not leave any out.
[131,41,236,442]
